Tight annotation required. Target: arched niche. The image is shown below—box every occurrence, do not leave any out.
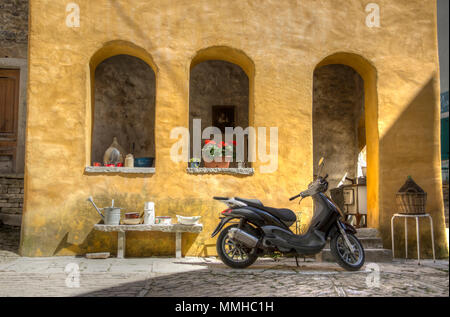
[86,41,157,167]
[188,46,255,167]
[313,52,379,228]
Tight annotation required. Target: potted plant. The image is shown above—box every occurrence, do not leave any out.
[189,158,201,168]
[202,140,235,168]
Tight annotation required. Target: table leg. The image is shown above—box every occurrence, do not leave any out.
[415,217,420,265]
[428,215,436,263]
[118,231,126,259]
[176,232,182,258]
[405,217,408,259]
[391,216,395,259]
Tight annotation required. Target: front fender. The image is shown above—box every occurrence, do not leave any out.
[211,217,238,238]
[341,221,357,234]
[327,220,357,239]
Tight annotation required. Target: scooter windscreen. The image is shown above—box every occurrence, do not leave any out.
[301,176,328,197]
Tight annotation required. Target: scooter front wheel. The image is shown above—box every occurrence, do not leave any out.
[330,233,365,271]
[217,224,258,269]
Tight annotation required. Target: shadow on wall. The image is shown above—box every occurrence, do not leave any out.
[53,227,216,258]
[380,75,448,258]
[42,194,218,257]
[53,230,201,258]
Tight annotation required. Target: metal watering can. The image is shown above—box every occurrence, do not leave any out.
[87,196,122,225]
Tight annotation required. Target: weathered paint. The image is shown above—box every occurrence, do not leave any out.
[21,0,448,258]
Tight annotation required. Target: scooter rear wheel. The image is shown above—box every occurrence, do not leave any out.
[330,233,365,271]
[217,224,258,269]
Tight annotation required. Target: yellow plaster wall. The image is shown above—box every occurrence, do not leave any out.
[21,0,448,258]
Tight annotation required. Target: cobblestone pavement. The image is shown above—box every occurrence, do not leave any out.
[0,256,447,297]
[0,224,448,297]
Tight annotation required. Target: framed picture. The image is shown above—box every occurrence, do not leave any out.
[212,106,235,133]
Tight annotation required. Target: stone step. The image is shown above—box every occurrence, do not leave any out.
[325,237,383,249]
[356,228,380,238]
[360,237,384,249]
[320,248,393,263]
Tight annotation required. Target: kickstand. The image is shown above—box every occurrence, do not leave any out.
[295,256,299,267]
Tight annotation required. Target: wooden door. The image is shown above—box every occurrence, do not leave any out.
[0,69,20,173]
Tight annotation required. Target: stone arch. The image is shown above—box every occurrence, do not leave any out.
[188,46,256,165]
[190,46,255,126]
[86,41,158,166]
[313,52,379,228]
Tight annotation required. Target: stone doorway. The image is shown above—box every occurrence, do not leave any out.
[0,69,20,174]
[0,68,24,228]
[313,64,368,228]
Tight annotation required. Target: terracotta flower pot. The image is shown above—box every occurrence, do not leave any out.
[204,156,232,168]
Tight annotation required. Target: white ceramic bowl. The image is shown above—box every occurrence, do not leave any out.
[176,215,201,225]
[155,216,172,225]
[122,218,142,225]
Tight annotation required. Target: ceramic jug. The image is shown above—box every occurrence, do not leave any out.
[103,137,125,166]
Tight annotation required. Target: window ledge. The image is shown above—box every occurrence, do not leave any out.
[85,166,155,174]
[186,167,254,176]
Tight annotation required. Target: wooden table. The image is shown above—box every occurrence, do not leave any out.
[94,223,203,259]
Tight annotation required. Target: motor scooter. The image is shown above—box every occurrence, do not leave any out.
[211,158,365,271]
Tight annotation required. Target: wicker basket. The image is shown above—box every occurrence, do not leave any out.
[396,176,427,214]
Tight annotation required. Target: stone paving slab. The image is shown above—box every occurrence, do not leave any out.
[0,272,151,297]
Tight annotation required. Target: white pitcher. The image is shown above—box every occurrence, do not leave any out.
[144,202,155,224]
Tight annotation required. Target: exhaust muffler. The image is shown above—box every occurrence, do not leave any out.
[228,228,259,248]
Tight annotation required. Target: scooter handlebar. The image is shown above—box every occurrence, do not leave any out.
[290,173,330,201]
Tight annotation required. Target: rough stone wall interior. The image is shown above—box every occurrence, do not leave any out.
[0,0,28,59]
[189,60,249,163]
[0,175,24,217]
[313,64,365,189]
[92,55,156,164]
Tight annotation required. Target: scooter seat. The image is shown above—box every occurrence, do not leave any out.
[261,206,297,225]
[235,197,296,226]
